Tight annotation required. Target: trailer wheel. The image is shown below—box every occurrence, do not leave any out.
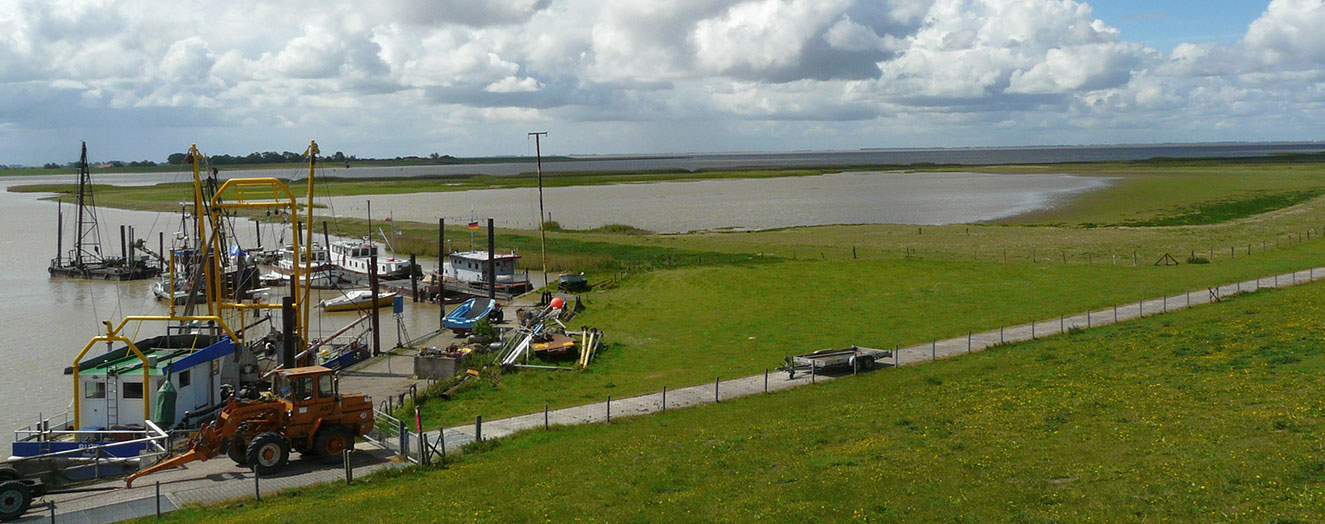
[246,432,290,474]
[311,425,354,464]
[227,440,249,466]
[858,356,875,371]
[0,467,17,482]
[0,480,31,522]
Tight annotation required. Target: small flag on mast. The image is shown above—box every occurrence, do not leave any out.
[468,221,479,230]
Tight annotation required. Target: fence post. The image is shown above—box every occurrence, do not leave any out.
[1114,304,1118,322]
[439,428,446,463]
[931,340,936,360]
[475,415,482,442]
[967,332,971,353]
[420,433,429,466]
[48,501,54,523]
[1186,291,1190,307]
[662,387,667,411]
[545,404,549,429]
[1139,300,1143,317]
[811,364,816,384]
[1087,311,1091,328]
[764,369,769,392]
[344,449,353,484]
[253,466,260,502]
[398,419,407,460]
[1060,315,1064,333]
[607,395,611,422]
[1000,326,1004,344]
[156,481,161,518]
[715,377,720,402]
[1031,321,1035,339]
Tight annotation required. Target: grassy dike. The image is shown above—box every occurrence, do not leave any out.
[420,243,1325,428]
[146,277,1325,523]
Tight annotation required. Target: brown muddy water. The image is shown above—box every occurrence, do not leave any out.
[324,171,1110,233]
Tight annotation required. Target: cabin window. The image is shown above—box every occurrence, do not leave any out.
[294,377,315,401]
[178,370,191,387]
[85,381,106,399]
[318,375,334,398]
[123,382,144,399]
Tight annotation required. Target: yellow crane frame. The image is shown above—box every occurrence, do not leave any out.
[71,141,319,429]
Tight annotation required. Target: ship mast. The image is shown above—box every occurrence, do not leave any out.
[72,142,103,266]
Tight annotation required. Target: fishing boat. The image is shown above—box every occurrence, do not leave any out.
[328,236,413,281]
[319,289,398,312]
[48,142,161,280]
[3,141,372,516]
[443,297,501,333]
[269,243,340,288]
[50,141,324,435]
[431,249,533,298]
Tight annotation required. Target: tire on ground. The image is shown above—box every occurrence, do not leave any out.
[227,439,249,466]
[246,432,290,474]
[0,480,32,522]
[310,425,354,464]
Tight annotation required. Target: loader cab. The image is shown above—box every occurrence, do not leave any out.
[273,366,337,407]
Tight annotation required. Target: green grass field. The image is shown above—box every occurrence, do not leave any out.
[417,240,1325,428]
[146,277,1325,523]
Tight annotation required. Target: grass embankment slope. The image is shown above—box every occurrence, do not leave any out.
[423,245,1325,427]
[150,279,1325,523]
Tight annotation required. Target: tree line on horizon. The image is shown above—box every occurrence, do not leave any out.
[10,151,465,170]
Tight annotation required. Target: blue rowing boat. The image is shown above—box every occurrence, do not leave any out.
[444,297,498,332]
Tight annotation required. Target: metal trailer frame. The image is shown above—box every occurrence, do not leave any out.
[1,421,171,521]
[782,345,892,379]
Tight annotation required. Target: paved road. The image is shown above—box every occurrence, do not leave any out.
[18,442,400,523]
[20,267,1325,522]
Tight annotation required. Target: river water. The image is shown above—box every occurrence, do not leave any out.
[326,171,1110,233]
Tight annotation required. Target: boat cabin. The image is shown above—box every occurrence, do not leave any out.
[329,239,411,278]
[68,331,240,430]
[444,250,525,284]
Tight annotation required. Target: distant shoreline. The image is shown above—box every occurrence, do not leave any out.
[4,141,1322,178]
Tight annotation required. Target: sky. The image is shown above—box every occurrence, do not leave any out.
[1,0,1323,165]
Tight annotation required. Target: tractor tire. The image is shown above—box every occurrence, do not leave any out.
[0,467,18,482]
[227,440,249,466]
[246,432,290,474]
[0,480,32,522]
[311,425,355,464]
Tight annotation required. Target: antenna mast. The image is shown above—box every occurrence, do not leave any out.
[528,131,548,284]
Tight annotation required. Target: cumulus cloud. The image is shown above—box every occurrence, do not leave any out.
[1242,0,1325,67]
[0,0,1322,165]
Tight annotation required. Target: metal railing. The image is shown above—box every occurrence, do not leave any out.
[12,410,74,443]
[5,421,172,482]
[360,407,443,466]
